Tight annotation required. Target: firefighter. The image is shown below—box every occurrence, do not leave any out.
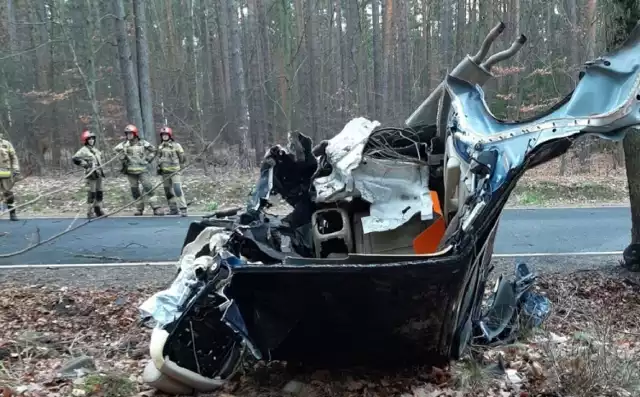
[114,124,164,216]
[72,129,105,218]
[0,131,20,221]
[157,126,188,216]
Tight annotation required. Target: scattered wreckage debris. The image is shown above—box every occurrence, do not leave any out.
[139,20,640,395]
[475,263,551,348]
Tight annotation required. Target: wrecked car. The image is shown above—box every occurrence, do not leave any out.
[139,21,640,395]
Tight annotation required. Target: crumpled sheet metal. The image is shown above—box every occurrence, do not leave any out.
[313,117,433,233]
[139,226,231,328]
[138,269,202,328]
[178,226,230,270]
[477,263,551,346]
[313,117,381,202]
[446,25,640,193]
[352,157,433,234]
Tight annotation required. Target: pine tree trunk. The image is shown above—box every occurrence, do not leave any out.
[398,0,410,111]
[47,0,61,166]
[114,0,143,130]
[442,0,452,66]
[336,0,347,122]
[226,0,251,166]
[420,0,430,98]
[257,0,274,144]
[381,0,393,119]
[29,0,49,90]
[133,0,155,143]
[277,0,293,133]
[247,0,266,161]
[218,0,232,120]
[353,0,367,116]
[586,0,598,60]
[6,0,16,52]
[372,0,381,116]
[305,0,320,140]
[81,0,103,140]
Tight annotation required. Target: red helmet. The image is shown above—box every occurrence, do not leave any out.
[160,126,173,138]
[81,130,96,144]
[124,124,139,137]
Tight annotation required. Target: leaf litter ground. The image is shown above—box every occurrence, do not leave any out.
[0,267,639,397]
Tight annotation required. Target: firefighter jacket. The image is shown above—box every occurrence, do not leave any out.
[114,139,156,175]
[0,132,20,179]
[72,145,105,179]
[156,141,186,174]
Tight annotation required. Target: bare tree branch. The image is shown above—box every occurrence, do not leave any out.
[0,40,62,60]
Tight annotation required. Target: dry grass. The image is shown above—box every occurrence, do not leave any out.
[510,152,629,207]
[541,325,640,397]
[531,270,640,397]
[449,269,640,397]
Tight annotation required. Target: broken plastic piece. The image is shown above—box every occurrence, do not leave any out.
[478,274,516,343]
[476,262,550,345]
[413,191,446,254]
[311,208,353,258]
[520,291,551,329]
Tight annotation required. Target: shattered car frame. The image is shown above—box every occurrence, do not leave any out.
[140,21,640,395]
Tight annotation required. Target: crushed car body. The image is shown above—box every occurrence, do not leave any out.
[139,21,640,394]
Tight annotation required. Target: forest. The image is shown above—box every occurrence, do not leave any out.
[4,3,640,396]
[0,0,625,175]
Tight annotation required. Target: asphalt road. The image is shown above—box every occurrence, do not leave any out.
[0,207,632,266]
